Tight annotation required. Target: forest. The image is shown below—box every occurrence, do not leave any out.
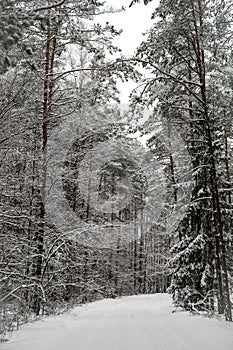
[0,0,233,341]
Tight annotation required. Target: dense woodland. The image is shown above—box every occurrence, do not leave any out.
[0,0,233,339]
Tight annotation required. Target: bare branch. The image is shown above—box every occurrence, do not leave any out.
[34,0,67,12]
[125,58,205,105]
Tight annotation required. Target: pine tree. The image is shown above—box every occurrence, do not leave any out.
[0,0,137,327]
[131,0,233,320]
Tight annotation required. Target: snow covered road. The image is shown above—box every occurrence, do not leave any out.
[1,294,233,350]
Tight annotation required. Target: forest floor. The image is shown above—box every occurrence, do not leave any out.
[1,294,233,350]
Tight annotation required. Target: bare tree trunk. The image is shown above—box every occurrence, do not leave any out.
[86,135,94,220]
[223,110,231,204]
[33,10,59,315]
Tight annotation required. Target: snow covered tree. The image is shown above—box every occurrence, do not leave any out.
[0,0,138,327]
[131,0,233,321]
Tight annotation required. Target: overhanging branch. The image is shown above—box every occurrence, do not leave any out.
[34,0,67,12]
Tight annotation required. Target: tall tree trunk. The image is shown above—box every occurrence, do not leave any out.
[86,135,94,220]
[223,110,231,204]
[189,0,232,321]
[33,11,59,315]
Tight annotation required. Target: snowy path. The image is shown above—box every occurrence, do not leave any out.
[1,294,233,350]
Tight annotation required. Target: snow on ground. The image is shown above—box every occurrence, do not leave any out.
[1,294,233,350]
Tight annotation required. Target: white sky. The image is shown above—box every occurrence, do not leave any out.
[97,0,159,102]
